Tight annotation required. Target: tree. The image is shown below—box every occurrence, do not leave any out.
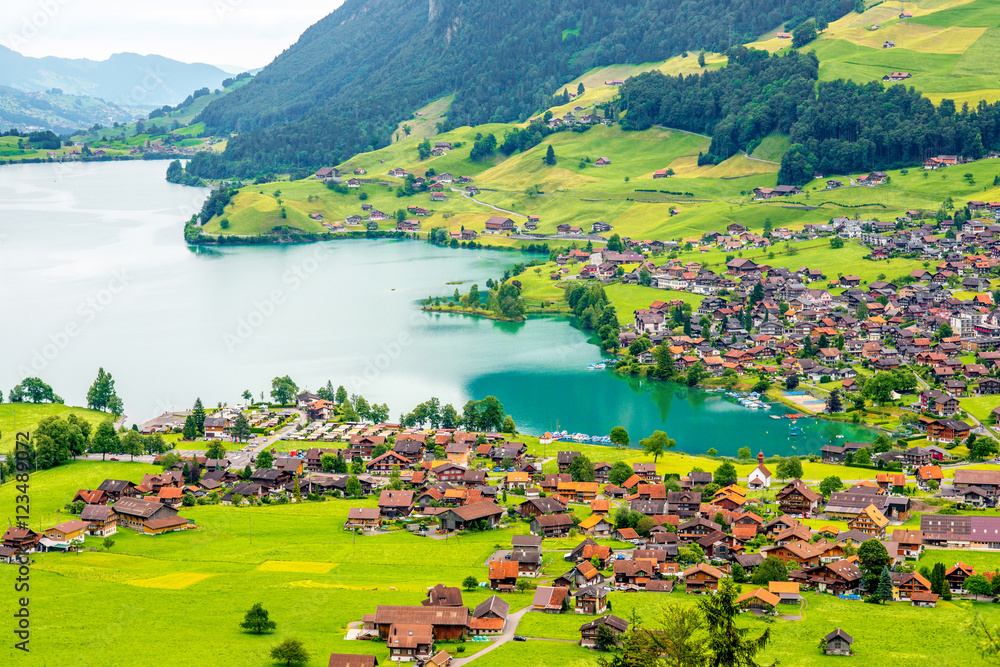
[785,373,799,391]
[160,452,181,470]
[608,461,633,486]
[792,20,817,48]
[594,623,620,652]
[731,563,748,583]
[826,390,843,413]
[930,562,947,596]
[335,385,348,404]
[862,371,896,406]
[182,415,198,441]
[346,476,363,497]
[606,233,624,252]
[819,476,843,497]
[270,638,309,666]
[610,426,630,448]
[256,450,274,469]
[545,144,556,166]
[640,430,675,464]
[242,389,254,403]
[270,375,298,404]
[751,556,789,586]
[737,447,752,462]
[775,456,803,480]
[714,462,738,486]
[231,413,252,443]
[854,447,871,465]
[86,367,121,413]
[569,454,596,482]
[321,453,338,472]
[192,397,206,435]
[698,578,772,666]
[102,537,115,551]
[462,575,479,590]
[206,440,228,460]
[857,539,891,593]
[967,574,994,600]
[120,429,143,461]
[240,602,276,634]
[875,565,894,603]
[91,420,119,461]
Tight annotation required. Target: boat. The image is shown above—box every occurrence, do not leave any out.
[587,363,606,370]
[770,415,782,420]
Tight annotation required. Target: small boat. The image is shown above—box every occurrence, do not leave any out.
[770,415,782,420]
[835,435,844,439]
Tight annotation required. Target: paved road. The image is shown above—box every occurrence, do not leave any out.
[451,187,527,219]
[450,605,533,666]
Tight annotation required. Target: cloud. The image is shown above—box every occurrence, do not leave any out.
[0,0,339,69]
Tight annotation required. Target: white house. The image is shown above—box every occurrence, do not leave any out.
[748,462,771,489]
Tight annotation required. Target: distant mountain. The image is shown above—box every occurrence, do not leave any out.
[0,85,139,134]
[188,0,854,178]
[0,45,230,107]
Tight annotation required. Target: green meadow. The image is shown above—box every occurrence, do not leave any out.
[3,458,1000,666]
[0,403,110,453]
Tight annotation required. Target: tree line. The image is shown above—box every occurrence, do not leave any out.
[185,0,847,179]
[618,45,1000,185]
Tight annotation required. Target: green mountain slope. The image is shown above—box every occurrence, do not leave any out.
[188,0,855,178]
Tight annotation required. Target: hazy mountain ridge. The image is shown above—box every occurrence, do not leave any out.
[0,45,230,108]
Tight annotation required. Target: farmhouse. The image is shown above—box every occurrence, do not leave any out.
[438,501,504,532]
[112,497,180,531]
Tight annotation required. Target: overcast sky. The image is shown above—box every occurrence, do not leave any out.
[0,0,342,70]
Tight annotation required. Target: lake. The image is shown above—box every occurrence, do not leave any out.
[0,161,874,455]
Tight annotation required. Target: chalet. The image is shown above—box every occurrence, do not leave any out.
[378,490,415,518]
[776,479,822,517]
[762,541,821,569]
[371,606,468,640]
[438,501,504,532]
[43,520,89,547]
[683,563,723,594]
[580,615,628,648]
[613,559,656,588]
[595,157,611,166]
[2,527,40,555]
[926,418,972,444]
[97,479,138,501]
[470,595,508,635]
[806,560,862,594]
[488,560,519,591]
[578,514,613,537]
[574,585,608,615]
[80,505,117,537]
[557,451,582,472]
[328,655,378,667]
[345,508,382,531]
[315,167,339,181]
[112,497,180,531]
[531,513,574,538]
[737,588,780,614]
[387,623,436,663]
[483,217,515,234]
[533,586,570,612]
[848,504,890,538]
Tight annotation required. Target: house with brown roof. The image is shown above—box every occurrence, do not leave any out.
[327,654,378,667]
[776,479,822,517]
[488,560,519,591]
[580,615,628,648]
[80,505,117,537]
[438,501,504,532]
[737,588,780,614]
[387,623,435,661]
[371,606,468,640]
[849,504,890,538]
[533,586,570,612]
[574,585,608,615]
[112,497,180,531]
[683,563,723,594]
[345,508,382,531]
[378,490,415,518]
[762,540,821,569]
[531,513,574,538]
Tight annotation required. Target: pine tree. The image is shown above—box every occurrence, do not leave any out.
[876,566,894,603]
[192,397,206,435]
[545,144,556,166]
[826,390,843,413]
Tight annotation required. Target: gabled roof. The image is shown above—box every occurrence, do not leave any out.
[824,628,853,644]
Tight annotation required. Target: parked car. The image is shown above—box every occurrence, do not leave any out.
[513,635,527,642]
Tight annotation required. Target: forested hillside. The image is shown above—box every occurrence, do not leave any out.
[188,0,852,178]
[618,46,1000,185]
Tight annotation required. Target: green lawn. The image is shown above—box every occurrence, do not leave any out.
[0,403,111,452]
[959,395,1000,422]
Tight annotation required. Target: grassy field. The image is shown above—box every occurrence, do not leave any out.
[4,453,999,665]
[959,395,999,422]
[0,403,111,453]
[802,0,1000,105]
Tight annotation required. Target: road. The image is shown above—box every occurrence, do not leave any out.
[451,187,526,219]
[450,605,533,666]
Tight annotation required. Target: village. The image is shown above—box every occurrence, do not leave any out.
[8,379,1000,664]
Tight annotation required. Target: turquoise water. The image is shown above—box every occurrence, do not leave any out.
[0,160,875,455]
